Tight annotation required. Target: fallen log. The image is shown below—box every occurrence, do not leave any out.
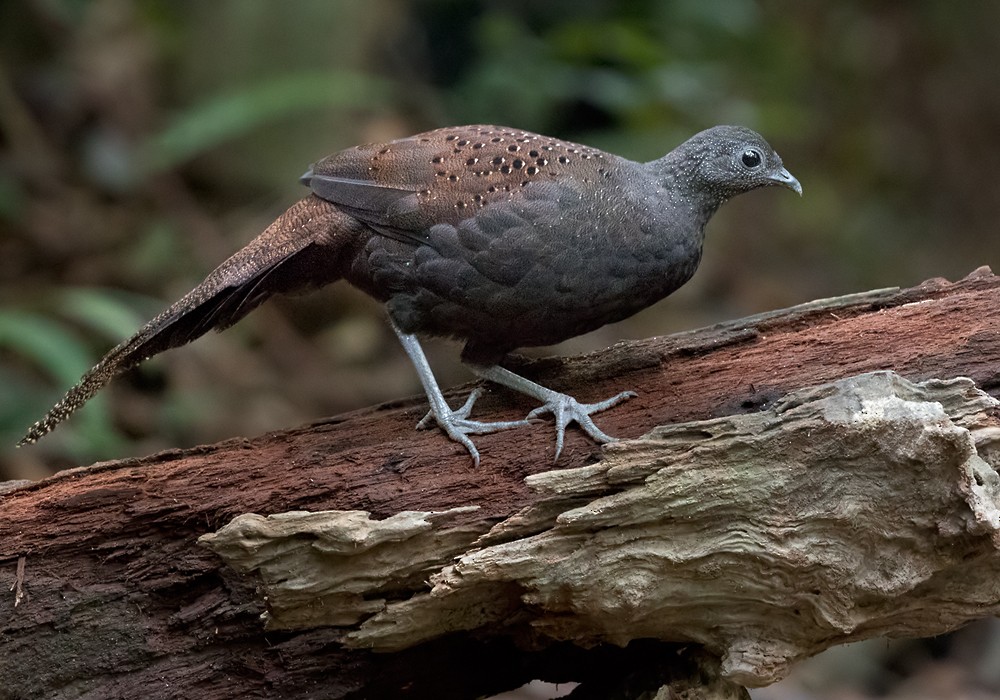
[2,267,999,699]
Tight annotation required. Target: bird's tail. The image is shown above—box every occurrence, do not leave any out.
[19,195,353,446]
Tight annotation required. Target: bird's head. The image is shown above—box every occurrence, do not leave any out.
[671,125,802,201]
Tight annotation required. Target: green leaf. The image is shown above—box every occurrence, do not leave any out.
[56,288,152,343]
[140,71,392,173]
[0,309,124,458]
[0,311,94,385]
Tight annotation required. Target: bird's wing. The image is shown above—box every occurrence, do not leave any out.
[302,125,608,248]
[20,196,349,445]
[301,171,426,246]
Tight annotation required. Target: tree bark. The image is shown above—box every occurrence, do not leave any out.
[2,267,1000,699]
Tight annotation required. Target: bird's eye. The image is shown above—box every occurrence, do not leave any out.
[741,149,762,168]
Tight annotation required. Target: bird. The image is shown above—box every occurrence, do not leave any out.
[19,124,801,465]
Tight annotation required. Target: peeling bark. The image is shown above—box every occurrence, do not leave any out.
[201,372,1000,687]
[2,268,1000,699]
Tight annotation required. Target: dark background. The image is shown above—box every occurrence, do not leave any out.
[1,2,998,697]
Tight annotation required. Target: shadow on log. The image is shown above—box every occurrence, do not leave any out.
[2,267,1000,699]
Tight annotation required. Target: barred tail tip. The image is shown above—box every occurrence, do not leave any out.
[18,403,72,447]
[18,425,44,447]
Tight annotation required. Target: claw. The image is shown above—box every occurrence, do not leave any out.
[393,321,633,466]
[468,363,636,463]
[417,387,531,466]
[417,387,484,430]
[525,390,636,461]
[392,325,532,466]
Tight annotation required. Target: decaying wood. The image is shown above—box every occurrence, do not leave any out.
[2,267,1000,699]
[200,371,1000,688]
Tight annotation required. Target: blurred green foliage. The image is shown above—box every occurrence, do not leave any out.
[2,0,999,476]
[142,71,392,174]
[0,288,156,460]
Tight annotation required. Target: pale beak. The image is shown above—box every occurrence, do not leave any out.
[770,167,802,196]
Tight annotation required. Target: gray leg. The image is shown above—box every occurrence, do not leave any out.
[391,321,529,466]
[468,364,635,462]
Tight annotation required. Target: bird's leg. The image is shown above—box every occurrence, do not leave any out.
[391,321,530,466]
[468,364,635,462]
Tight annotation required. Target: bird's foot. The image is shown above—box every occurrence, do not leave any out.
[415,387,479,430]
[416,388,531,466]
[526,390,636,461]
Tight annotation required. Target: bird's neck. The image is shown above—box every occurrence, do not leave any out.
[649,153,728,232]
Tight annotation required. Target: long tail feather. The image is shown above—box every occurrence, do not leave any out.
[19,195,351,445]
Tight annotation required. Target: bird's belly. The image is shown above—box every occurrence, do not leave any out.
[380,240,702,351]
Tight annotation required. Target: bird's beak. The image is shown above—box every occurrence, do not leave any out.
[770,167,802,196]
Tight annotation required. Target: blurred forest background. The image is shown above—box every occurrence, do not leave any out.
[1,2,999,697]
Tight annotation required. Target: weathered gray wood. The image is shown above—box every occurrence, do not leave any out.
[201,372,1000,687]
[2,267,1000,699]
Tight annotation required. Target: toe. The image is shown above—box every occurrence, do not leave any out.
[418,389,531,466]
[525,389,635,460]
